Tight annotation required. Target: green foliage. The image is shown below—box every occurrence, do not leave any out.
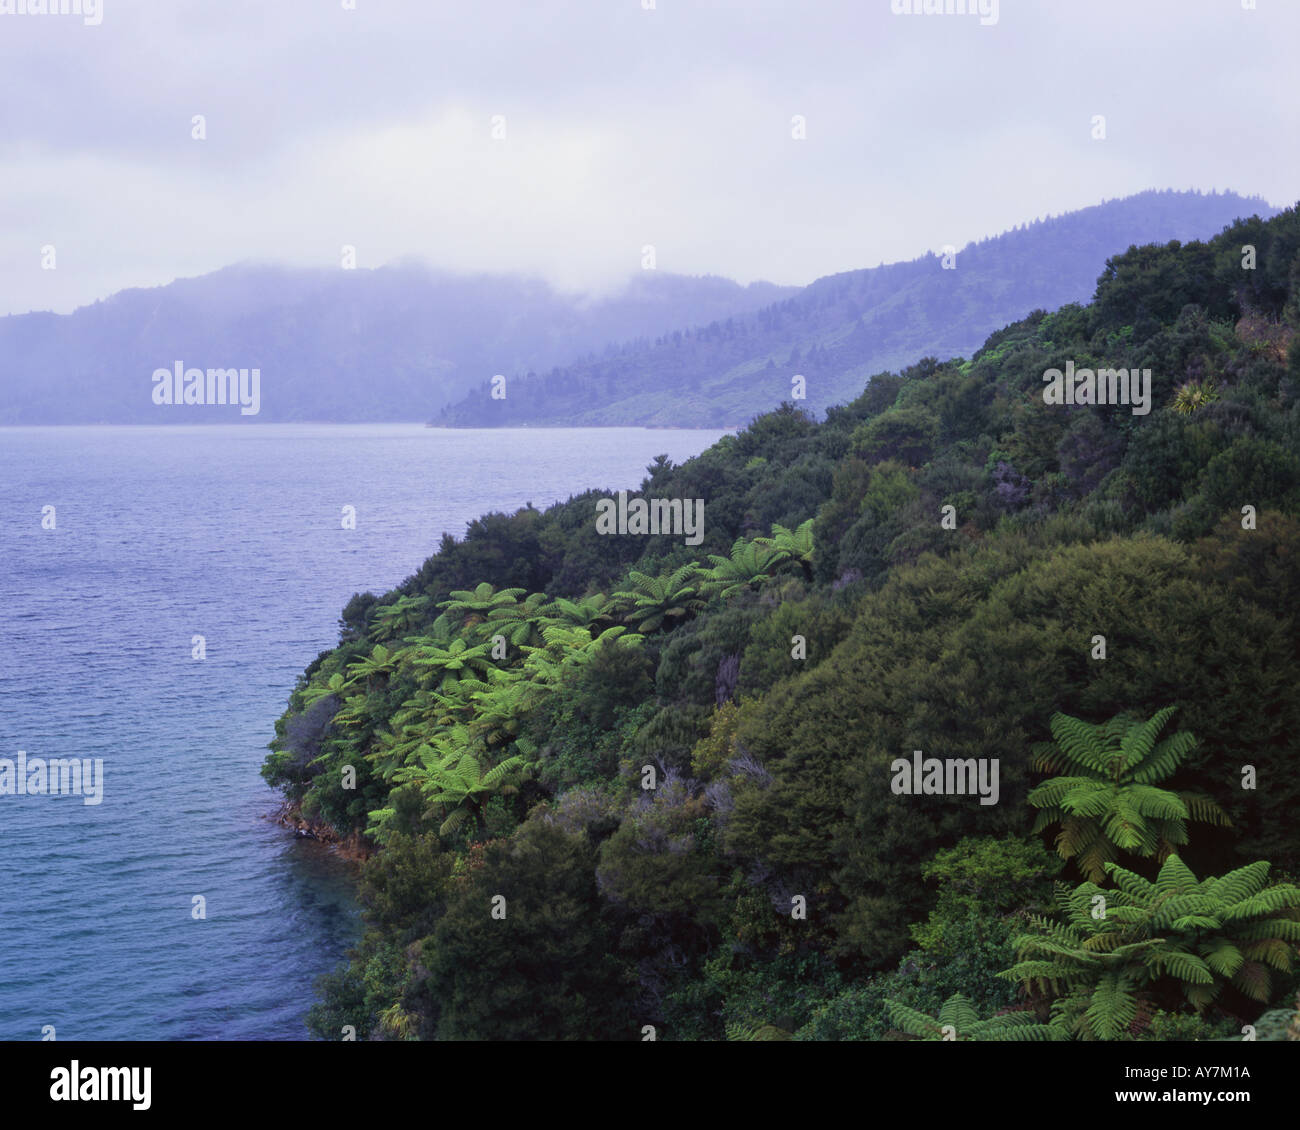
[305,962,371,1041]
[437,582,527,626]
[851,407,938,466]
[887,993,1060,1041]
[421,819,635,1040]
[596,777,725,930]
[386,740,528,839]
[536,642,654,789]
[1028,707,1230,882]
[270,203,1300,1041]
[690,700,744,781]
[402,636,496,693]
[698,536,788,599]
[736,582,854,698]
[612,565,704,632]
[754,518,815,578]
[1001,855,1300,1039]
[909,836,1062,949]
[794,982,898,1041]
[861,460,922,526]
[725,1019,792,1041]
[696,939,847,1040]
[794,909,1031,1041]
[1171,379,1221,414]
[1132,1010,1239,1041]
[358,832,455,941]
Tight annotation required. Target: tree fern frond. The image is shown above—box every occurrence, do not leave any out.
[1231,960,1275,1002]
[1154,854,1200,896]
[1047,712,1109,775]
[1120,705,1179,771]
[1206,860,1273,904]
[1177,791,1231,827]
[886,1000,948,1039]
[937,993,980,1034]
[1197,938,1245,979]
[1083,971,1140,1041]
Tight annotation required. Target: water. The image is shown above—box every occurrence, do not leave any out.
[0,424,728,1040]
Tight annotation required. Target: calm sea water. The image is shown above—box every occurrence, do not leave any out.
[0,424,727,1040]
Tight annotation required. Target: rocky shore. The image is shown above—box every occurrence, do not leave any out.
[270,800,372,863]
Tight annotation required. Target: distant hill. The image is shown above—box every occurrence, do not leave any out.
[437,189,1280,427]
[0,266,795,424]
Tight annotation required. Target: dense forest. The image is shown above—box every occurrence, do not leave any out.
[437,189,1278,427]
[265,203,1300,1042]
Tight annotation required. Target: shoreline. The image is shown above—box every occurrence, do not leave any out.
[269,799,373,864]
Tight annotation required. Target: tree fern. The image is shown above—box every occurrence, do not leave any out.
[1028,707,1229,881]
[698,537,786,600]
[611,566,703,632]
[753,518,814,579]
[886,993,1061,1041]
[370,594,431,641]
[725,1019,792,1041]
[1002,855,1300,1038]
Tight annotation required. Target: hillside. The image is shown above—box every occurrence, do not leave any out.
[266,203,1300,1041]
[0,266,794,424]
[437,189,1279,427]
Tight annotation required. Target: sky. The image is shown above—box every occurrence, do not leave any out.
[1,0,1296,316]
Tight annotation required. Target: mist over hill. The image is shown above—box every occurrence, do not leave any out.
[0,190,1276,427]
[0,266,794,424]
[438,189,1279,427]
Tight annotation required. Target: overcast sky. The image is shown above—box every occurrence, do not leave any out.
[1,0,1295,316]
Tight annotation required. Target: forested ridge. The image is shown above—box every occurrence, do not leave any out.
[437,189,1278,427]
[265,203,1300,1041]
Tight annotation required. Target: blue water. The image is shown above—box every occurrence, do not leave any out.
[0,424,727,1040]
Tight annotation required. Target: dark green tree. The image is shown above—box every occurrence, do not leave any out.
[422,820,635,1039]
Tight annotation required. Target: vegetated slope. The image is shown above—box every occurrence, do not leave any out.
[267,204,1300,1041]
[0,264,793,423]
[437,189,1279,427]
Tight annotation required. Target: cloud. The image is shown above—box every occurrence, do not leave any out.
[0,0,1295,315]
